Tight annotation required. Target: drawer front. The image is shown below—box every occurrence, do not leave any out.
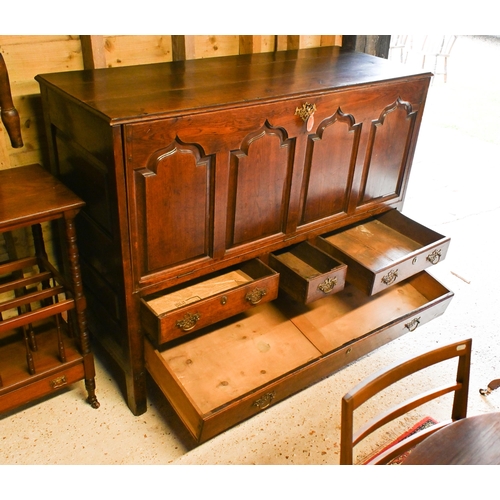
[369,241,450,295]
[269,241,347,304]
[141,259,279,345]
[316,209,450,295]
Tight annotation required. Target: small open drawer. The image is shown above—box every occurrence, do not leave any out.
[268,241,347,303]
[141,259,279,345]
[315,209,450,295]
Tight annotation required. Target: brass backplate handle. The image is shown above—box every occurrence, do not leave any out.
[50,375,67,389]
[427,248,442,265]
[381,269,399,286]
[295,102,316,121]
[245,287,267,305]
[295,102,317,131]
[176,312,201,331]
[405,317,421,332]
[253,391,276,410]
[318,276,338,294]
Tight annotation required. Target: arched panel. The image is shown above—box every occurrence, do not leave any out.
[227,122,294,247]
[359,98,417,206]
[134,138,213,274]
[300,108,360,225]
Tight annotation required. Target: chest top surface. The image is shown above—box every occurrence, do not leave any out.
[35,47,431,125]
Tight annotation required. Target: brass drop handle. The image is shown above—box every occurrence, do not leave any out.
[176,312,201,331]
[405,317,421,332]
[50,375,67,389]
[318,276,338,294]
[295,102,317,131]
[253,391,276,410]
[381,269,399,286]
[245,287,267,305]
[427,248,442,265]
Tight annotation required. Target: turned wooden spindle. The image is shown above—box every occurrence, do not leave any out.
[0,53,23,148]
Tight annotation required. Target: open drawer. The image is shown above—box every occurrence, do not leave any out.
[315,209,450,295]
[144,271,453,443]
[269,241,347,304]
[144,303,322,444]
[141,259,279,345]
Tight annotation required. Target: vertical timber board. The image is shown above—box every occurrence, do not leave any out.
[81,35,107,69]
[342,36,390,58]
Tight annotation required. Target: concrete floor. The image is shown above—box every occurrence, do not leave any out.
[1,36,500,481]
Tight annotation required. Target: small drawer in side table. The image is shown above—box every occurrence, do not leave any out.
[269,241,347,304]
[315,209,450,296]
[141,259,279,345]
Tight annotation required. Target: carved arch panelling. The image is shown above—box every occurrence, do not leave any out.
[134,138,214,274]
[227,122,295,247]
[299,108,361,226]
[358,98,417,207]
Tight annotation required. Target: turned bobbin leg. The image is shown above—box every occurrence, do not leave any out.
[63,213,100,409]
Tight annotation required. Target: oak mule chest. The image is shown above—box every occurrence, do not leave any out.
[36,46,452,443]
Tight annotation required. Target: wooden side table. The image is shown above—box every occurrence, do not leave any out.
[0,164,99,412]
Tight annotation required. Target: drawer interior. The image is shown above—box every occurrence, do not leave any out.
[144,269,252,315]
[276,271,452,354]
[152,303,322,415]
[318,209,448,272]
[270,241,344,280]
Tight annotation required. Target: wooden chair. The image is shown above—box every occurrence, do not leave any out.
[340,338,472,465]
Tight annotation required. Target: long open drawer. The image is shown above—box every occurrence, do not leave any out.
[144,271,453,443]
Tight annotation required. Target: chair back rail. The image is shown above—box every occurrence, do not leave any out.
[340,338,472,465]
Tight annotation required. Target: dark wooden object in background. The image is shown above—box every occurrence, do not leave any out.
[402,411,500,465]
[36,47,452,442]
[0,53,23,148]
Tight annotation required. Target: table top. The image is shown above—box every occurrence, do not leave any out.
[0,164,84,232]
[402,412,500,465]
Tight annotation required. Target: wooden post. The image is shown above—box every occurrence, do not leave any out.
[320,35,343,47]
[276,35,301,51]
[239,36,263,54]
[171,36,196,61]
[80,35,107,69]
[342,36,390,58]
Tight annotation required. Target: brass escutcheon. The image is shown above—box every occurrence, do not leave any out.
[318,276,338,294]
[176,312,200,331]
[245,287,267,305]
[295,102,316,122]
[405,317,421,332]
[427,248,442,265]
[253,391,276,410]
[50,375,67,389]
[220,295,227,305]
[381,269,399,286]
